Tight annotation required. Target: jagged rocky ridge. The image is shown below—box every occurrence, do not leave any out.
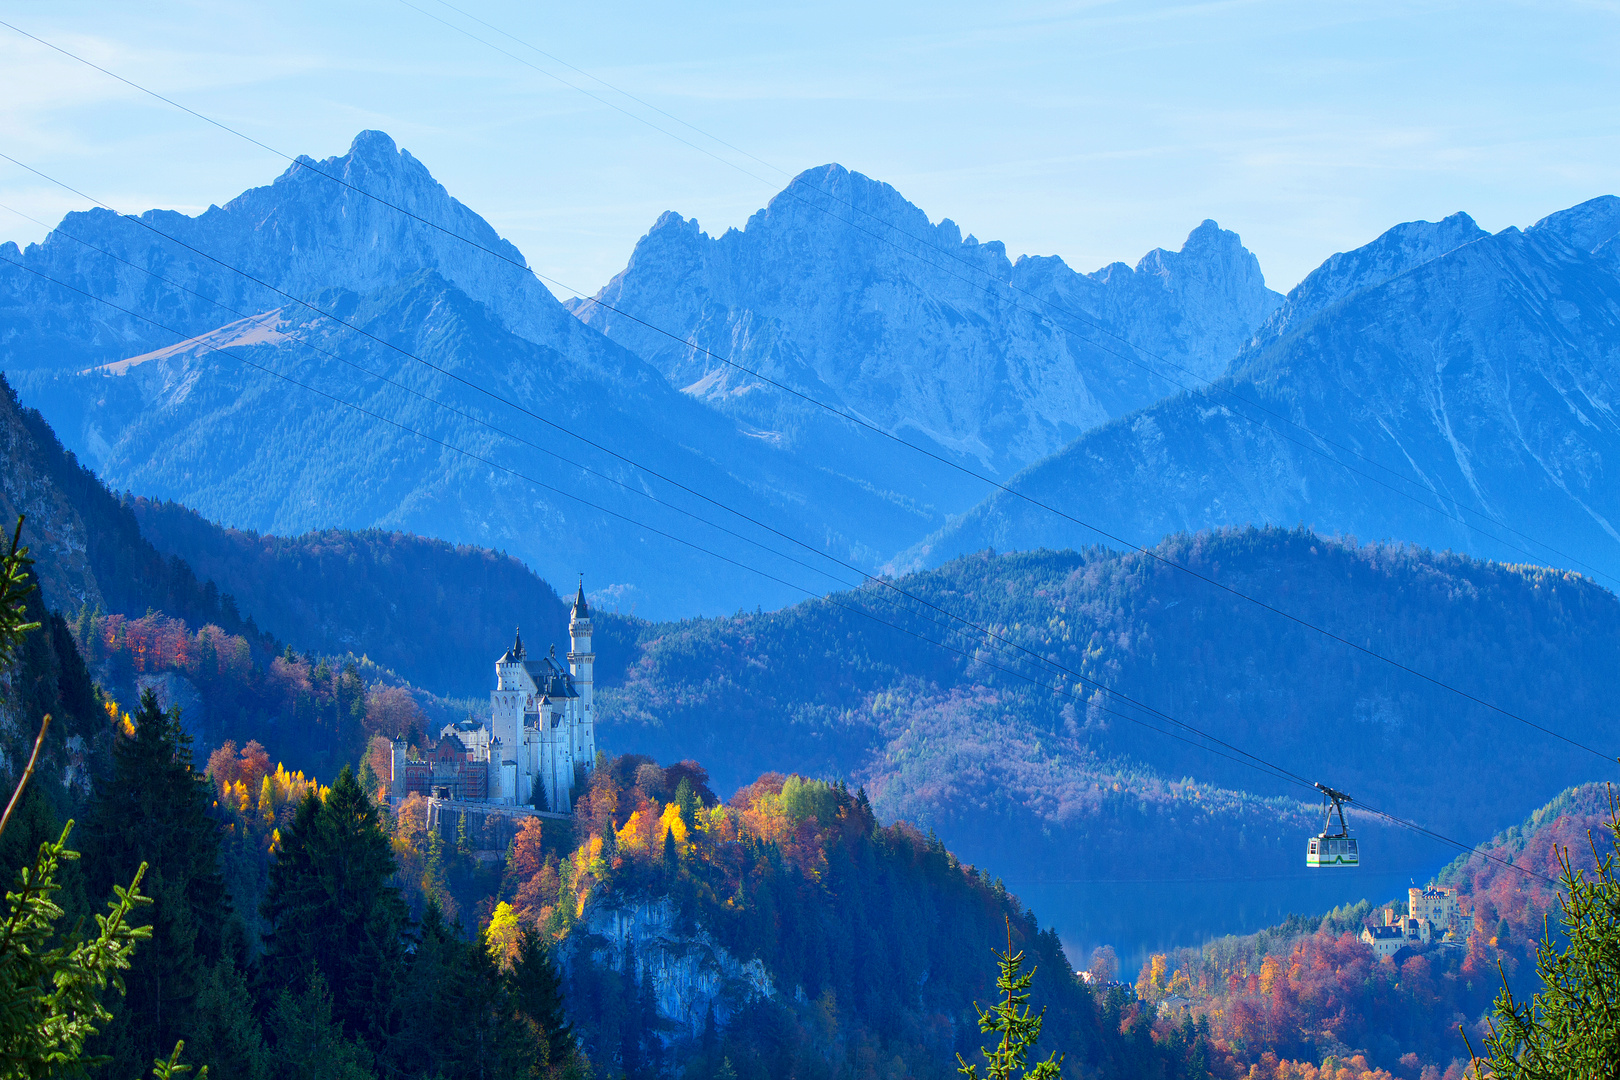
[573,165,1280,487]
[0,134,961,618]
[918,197,1620,585]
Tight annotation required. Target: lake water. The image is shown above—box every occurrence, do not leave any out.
[1008,865,1444,977]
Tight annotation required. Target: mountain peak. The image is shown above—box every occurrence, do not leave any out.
[348,129,400,160]
[1530,195,1620,254]
[1246,211,1488,352]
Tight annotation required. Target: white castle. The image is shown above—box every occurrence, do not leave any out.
[489,583,598,811]
[390,583,597,813]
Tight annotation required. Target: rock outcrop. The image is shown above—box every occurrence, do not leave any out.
[567,893,776,1039]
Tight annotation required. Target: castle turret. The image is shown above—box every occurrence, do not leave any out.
[568,579,596,770]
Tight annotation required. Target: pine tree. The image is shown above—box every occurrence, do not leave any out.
[1479,790,1620,1077]
[81,687,232,1078]
[258,766,408,1054]
[956,926,1063,1080]
[510,929,574,1066]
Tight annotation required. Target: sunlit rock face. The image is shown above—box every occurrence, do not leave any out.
[573,165,1281,479]
[919,198,1620,588]
[569,894,776,1039]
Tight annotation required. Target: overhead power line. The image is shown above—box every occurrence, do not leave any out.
[0,18,1614,766]
[1,245,1561,889]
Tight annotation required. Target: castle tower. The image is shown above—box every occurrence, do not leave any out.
[568,580,597,770]
[491,628,527,804]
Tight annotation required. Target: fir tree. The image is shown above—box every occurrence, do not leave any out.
[0,517,182,1079]
[1478,790,1620,1077]
[674,778,698,829]
[957,926,1063,1080]
[258,766,408,1054]
[264,971,375,1080]
[81,688,232,1079]
[184,963,266,1080]
[511,929,574,1066]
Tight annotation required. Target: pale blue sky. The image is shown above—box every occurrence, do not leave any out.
[1,0,1617,299]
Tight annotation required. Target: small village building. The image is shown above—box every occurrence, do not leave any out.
[1408,885,1464,936]
[1362,924,1405,961]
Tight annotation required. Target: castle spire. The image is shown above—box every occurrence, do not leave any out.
[571,576,589,619]
[512,626,525,660]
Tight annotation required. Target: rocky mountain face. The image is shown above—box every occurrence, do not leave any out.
[0,134,961,618]
[0,131,607,377]
[19,268,933,619]
[920,199,1620,587]
[571,165,1280,487]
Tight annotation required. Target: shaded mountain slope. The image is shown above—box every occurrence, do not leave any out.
[922,200,1620,585]
[572,165,1279,511]
[0,371,272,647]
[15,265,932,619]
[1,133,951,618]
[132,497,654,697]
[598,527,1617,954]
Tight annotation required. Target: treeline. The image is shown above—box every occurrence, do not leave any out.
[67,604,450,781]
[133,497,649,696]
[1130,782,1617,1077]
[491,754,1212,1080]
[599,529,1618,883]
[3,373,276,652]
[5,682,578,1080]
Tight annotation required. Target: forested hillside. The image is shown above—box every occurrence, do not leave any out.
[132,497,650,696]
[0,372,274,648]
[599,529,1620,952]
[447,755,1212,1080]
[1136,781,1617,1078]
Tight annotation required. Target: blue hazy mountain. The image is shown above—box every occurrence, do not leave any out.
[917,199,1620,586]
[570,165,1281,483]
[0,133,960,618]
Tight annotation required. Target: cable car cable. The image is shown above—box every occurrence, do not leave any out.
[393,0,1618,589]
[0,13,1598,591]
[0,201,868,595]
[0,247,1309,791]
[0,173,1339,777]
[1,21,1614,764]
[0,250,1563,888]
[0,181,1343,795]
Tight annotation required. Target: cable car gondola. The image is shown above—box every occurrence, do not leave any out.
[1306,783,1359,868]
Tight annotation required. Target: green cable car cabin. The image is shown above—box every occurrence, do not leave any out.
[1307,783,1359,868]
